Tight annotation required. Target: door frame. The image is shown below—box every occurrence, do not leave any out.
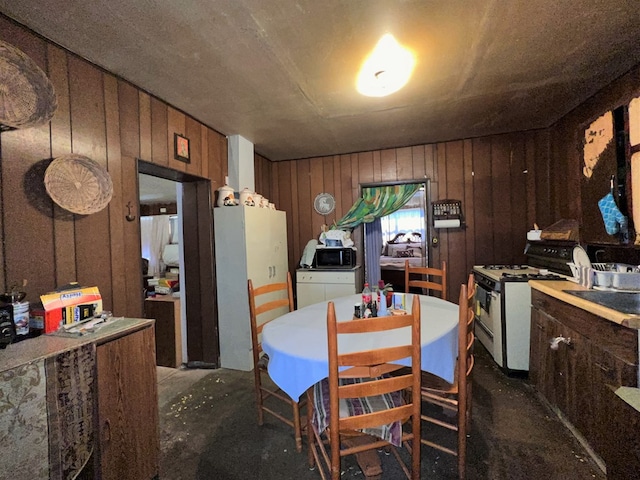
[360,179,432,285]
[137,160,219,367]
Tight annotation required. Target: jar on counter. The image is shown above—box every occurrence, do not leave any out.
[239,188,255,206]
[216,184,236,207]
[13,301,29,336]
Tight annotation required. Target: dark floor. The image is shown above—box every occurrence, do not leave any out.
[157,345,605,480]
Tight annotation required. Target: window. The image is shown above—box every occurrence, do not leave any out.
[380,189,425,243]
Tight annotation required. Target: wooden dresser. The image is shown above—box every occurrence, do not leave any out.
[145,295,183,367]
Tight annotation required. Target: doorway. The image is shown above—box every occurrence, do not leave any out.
[362,180,431,292]
[137,160,219,367]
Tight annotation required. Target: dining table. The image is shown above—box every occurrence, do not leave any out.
[261,293,460,402]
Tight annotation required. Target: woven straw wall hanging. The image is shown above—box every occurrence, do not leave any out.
[44,154,113,215]
[0,40,57,130]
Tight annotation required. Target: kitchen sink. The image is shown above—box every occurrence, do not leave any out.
[563,290,640,315]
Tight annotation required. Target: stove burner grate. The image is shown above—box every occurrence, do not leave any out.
[501,272,563,280]
[484,264,528,270]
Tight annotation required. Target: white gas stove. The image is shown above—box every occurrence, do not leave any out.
[473,263,568,373]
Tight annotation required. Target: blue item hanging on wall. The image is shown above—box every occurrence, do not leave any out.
[598,176,628,236]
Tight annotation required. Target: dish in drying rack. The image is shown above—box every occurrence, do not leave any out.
[572,245,591,269]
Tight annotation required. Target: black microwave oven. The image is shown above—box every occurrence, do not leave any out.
[313,247,356,268]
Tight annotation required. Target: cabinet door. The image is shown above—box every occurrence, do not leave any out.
[325,283,355,301]
[586,342,638,456]
[245,209,288,286]
[529,307,550,392]
[96,326,159,480]
[297,283,326,309]
[530,308,565,405]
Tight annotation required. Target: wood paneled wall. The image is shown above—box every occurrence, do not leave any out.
[259,62,640,303]
[264,130,552,302]
[550,64,640,234]
[3,12,640,329]
[0,16,228,319]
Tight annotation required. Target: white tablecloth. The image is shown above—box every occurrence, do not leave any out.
[261,294,459,400]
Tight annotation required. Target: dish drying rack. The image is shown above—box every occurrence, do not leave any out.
[569,262,640,291]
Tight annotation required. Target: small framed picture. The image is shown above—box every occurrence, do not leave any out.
[174,133,190,163]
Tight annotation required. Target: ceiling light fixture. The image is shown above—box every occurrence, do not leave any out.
[357,34,415,97]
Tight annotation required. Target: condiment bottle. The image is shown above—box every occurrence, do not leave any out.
[362,282,372,310]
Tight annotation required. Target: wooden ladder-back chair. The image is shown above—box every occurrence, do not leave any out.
[248,272,305,452]
[306,296,422,480]
[405,259,447,300]
[419,273,476,479]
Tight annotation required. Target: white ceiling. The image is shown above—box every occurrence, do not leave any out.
[1,1,640,161]
[139,174,177,204]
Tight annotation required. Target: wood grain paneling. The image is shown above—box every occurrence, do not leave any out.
[117,80,140,159]
[167,107,186,173]
[208,128,226,196]
[0,17,227,364]
[509,133,528,264]
[68,56,113,309]
[151,97,169,166]
[463,139,476,279]
[185,116,201,177]
[139,92,152,161]
[472,137,494,265]
[104,74,127,316]
[269,131,553,303]
[47,44,76,287]
[442,140,466,298]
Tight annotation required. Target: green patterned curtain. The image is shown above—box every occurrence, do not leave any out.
[334,183,420,229]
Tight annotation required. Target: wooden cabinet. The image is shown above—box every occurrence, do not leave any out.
[95,324,159,480]
[602,386,640,479]
[529,289,638,465]
[145,295,182,367]
[296,268,360,309]
[0,318,158,480]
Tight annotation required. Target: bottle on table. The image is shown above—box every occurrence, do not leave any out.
[378,286,388,316]
[377,280,385,304]
[362,282,373,318]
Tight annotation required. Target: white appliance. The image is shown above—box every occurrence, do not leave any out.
[296,267,360,309]
[214,205,288,371]
[473,264,566,373]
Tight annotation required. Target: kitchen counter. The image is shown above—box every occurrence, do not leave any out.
[0,317,154,373]
[0,316,158,479]
[296,266,362,309]
[529,280,640,329]
[296,265,361,272]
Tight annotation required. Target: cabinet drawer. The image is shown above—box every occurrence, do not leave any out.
[296,270,355,284]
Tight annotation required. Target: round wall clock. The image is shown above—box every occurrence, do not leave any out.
[314,193,336,215]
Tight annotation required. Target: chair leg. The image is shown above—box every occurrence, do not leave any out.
[255,370,264,426]
[466,384,473,431]
[458,402,467,480]
[458,431,466,480]
[306,389,316,469]
[293,400,303,452]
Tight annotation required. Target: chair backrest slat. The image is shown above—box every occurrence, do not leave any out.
[326,296,422,437]
[405,260,447,300]
[248,273,294,367]
[457,273,476,400]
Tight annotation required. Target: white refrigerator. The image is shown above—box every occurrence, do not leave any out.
[214,205,288,370]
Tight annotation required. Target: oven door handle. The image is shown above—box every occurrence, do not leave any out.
[476,286,490,311]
